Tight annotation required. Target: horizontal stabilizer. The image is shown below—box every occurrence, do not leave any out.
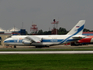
[72,35,86,39]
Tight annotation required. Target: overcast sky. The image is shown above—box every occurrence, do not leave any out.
[0,0,93,33]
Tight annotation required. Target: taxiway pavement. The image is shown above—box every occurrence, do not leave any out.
[0,51,93,54]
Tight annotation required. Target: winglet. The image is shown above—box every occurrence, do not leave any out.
[66,20,85,35]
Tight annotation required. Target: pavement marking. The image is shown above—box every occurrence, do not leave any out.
[0,51,93,54]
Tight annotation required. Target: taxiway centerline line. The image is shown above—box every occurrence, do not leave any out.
[0,51,93,54]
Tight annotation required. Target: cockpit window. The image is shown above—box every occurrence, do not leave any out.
[7,36,12,38]
[4,36,12,40]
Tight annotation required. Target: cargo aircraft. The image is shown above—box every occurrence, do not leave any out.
[4,20,86,48]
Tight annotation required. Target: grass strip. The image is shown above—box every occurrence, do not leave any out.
[0,54,93,70]
[1,48,93,51]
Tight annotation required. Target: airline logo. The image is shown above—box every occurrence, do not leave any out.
[76,26,79,28]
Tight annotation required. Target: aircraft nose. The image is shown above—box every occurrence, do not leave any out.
[4,40,6,43]
[3,39,8,43]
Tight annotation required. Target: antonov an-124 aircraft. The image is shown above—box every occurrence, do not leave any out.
[4,20,86,48]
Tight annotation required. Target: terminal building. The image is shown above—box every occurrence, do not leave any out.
[0,27,20,35]
[0,27,6,34]
[0,27,27,35]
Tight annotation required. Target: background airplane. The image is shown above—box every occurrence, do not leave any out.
[71,36,93,46]
[4,20,86,48]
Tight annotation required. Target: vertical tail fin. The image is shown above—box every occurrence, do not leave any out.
[66,20,85,35]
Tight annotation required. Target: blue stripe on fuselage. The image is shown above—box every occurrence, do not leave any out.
[41,39,63,42]
[4,40,17,43]
[4,40,22,43]
[4,39,64,43]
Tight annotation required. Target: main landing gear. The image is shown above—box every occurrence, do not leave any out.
[35,46,49,48]
[14,45,16,48]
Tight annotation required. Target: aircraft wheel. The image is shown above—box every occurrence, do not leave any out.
[46,46,49,47]
[14,45,16,48]
[35,46,39,48]
[35,46,38,48]
[71,42,78,46]
[35,46,42,48]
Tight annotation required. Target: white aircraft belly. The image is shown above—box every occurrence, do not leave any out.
[31,42,59,46]
[4,43,24,46]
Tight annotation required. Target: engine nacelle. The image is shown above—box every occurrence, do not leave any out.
[22,39,32,45]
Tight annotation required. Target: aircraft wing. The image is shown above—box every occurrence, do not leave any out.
[72,35,86,39]
[25,36,42,43]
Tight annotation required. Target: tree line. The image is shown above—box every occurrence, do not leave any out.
[28,27,93,35]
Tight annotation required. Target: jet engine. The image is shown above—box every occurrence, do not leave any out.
[22,38,32,45]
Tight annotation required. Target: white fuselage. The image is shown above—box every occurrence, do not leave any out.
[4,35,79,46]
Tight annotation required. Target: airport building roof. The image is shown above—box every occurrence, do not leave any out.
[0,27,5,32]
[9,27,19,32]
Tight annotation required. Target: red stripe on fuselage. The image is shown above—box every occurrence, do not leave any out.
[78,37,92,43]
